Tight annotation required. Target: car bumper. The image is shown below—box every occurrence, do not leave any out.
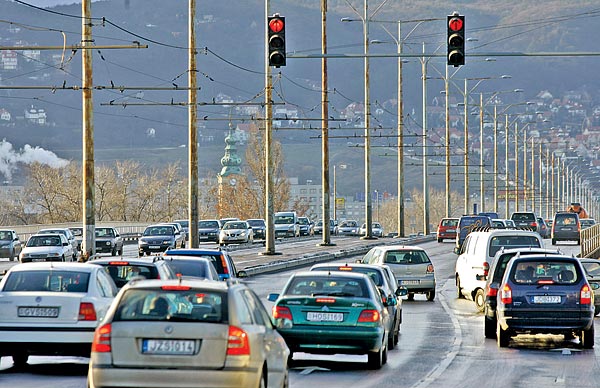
[275,230,295,238]
[498,308,594,333]
[89,364,263,388]
[278,325,384,354]
[220,237,249,244]
[95,244,115,253]
[198,234,219,242]
[139,244,173,254]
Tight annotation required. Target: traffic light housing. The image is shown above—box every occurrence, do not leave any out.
[447,14,465,67]
[268,15,286,67]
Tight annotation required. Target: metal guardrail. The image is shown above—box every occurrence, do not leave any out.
[7,222,148,243]
[580,223,600,258]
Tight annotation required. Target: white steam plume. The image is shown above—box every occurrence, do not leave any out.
[0,139,69,181]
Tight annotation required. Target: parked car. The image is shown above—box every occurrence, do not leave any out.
[20,233,75,263]
[94,227,124,256]
[0,229,22,261]
[268,270,391,369]
[483,247,562,339]
[198,219,222,243]
[138,224,185,257]
[536,217,550,238]
[246,218,266,240]
[510,212,538,231]
[162,256,220,281]
[455,229,543,311]
[580,218,596,230]
[163,248,245,280]
[337,220,360,236]
[496,254,595,348]
[274,211,300,238]
[89,256,177,289]
[359,222,384,238]
[578,257,600,316]
[88,278,289,388]
[37,227,78,260]
[436,217,459,242]
[298,216,315,236]
[359,245,436,301]
[219,220,254,246]
[310,262,407,349]
[551,211,581,245]
[0,262,117,367]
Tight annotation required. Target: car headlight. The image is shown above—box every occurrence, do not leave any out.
[21,253,30,258]
[49,252,60,257]
[241,231,247,237]
[163,240,172,245]
[105,241,111,246]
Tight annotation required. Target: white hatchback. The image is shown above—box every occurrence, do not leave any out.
[0,262,118,367]
[19,233,75,263]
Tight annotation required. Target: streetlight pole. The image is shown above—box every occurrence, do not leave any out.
[505,114,510,218]
[514,122,519,212]
[464,78,469,214]
[493,105,498,213]
[422,42,430,234]
[362,0,374,239]
[479,93,485,212]
[397,20,405,236]
[445,64,451,218]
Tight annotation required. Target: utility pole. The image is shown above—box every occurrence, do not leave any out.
[397,20,405,236]
[320,0,334,246]
[188,0,199,248]
[445,64,450,218]
[362,0,374,239]
[464,78,469,214]
[479,93,485,212]
[422,42,430,234]
[493,105,498,213]
[81,0,95,261]
[505,115,510,218]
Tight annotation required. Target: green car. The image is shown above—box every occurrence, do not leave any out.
[268,271,392,369]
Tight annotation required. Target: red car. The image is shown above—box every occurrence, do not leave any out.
[437,218,459,243]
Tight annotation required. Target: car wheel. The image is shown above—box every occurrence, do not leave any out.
[484,316,496,339]
[437,238,442,243]
[139,252,144,257]
[551,238,556,245]
[456,276,465,299]
[61,255,65,262]
[497,320,510,348]
[407,293,415,301]
[427,290,436,302]
[111,246,117,256]
[474,289,485,312]
[388,321,396,350]
[258,366,267,388]
[581,325,595,349]
[117,247,123,256]
[382,343,388,365]
[12,353,28,367]
[595,307,600,317]
[367,345,383,369]
[577,239,581,245]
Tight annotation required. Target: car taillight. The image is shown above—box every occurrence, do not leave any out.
[500,284,512,304]
[483,262,489,277]
[531,222,538,228]
[161,285,191,291]
[315,298,336,303]
[486,285,498,297]
[78,302,97,321]
[272,305,292,321]
[227,325,250,356]
[581,284,592,305]
[426,264,434,274]
[92,323,111,353]
[220,255,229,276]
[358,309,380,323]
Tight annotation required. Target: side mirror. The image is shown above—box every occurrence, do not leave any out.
[267,293,280,302]
[395,286,408,297]
[63,242,69,246]
[453,247,461,255]
[237,270,248,278]
[355,259,363,264]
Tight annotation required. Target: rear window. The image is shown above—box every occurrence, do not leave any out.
[101,264,159,288]
[3,270,90,292]
[166,259,212,279]
[489,236,541,257]
[510,261,580,284]
[383,250,430,265]
[554,214,578,226]
[441,219,458,227]
[315,266,383,287]
[511,213,535,221]
[114,289,228,323]
[165,253,226,275]
[285,276,369,297]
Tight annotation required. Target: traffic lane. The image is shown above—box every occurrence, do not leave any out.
[0,356,88,387]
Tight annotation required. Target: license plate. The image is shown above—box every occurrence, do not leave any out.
[199,236,209,240]
[142,339,196,355]
[18,307,59,318]
[532,295,561,304]
[306,312,344,322]
[149,245,160,249]
[32,258,46,262]
[401,280,420,285]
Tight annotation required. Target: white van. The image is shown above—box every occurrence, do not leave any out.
[274,211,300,238]
[454,229,543,312]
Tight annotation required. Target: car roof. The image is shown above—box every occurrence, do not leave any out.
[494,247,561,258]
[509,253,577,263]
[467,229,541,237]
[293,270,372,280]
[89,256,165,265]
[124,278,229,291]
[8,262,101,272]
[164,248,227,256]
[372,245,425,252]
[311,262,390,272]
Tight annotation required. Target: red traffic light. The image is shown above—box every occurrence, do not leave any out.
[269,18,284,33]
[448,17,463,32]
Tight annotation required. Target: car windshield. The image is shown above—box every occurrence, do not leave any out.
[27,235,61,247]
[298,218,309,225]
[95,228,115,238]
[442,219,458,227]
[247,220,265,227]
[199,221,220,228]
[3,270,90,292]
[102,264,158,288]
[70,228,83,236]
[511,261,579,284]
[175,220,189,228]
[341,221,357,227]
[224,222,246,230]
[383,250,430,265]
[144,226,174,236]
[113,289,227,323]
[489,236,541,257]
[0,231,12,240]
[274,215,294,224]
[285,276,368,297]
